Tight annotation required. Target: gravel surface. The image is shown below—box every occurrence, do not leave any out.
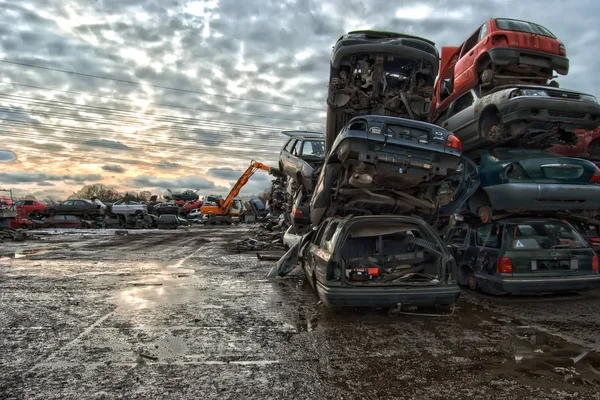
[1,226,600,399]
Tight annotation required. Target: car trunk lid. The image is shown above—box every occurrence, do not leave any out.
[507,247,595,276]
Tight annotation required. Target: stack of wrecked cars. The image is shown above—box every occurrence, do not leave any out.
[269,19,600,308]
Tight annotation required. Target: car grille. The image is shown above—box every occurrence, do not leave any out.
[548,110,586,119]
[401,39,437,56]
[546,90,581,100]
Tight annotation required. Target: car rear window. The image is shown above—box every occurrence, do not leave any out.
[301,141,325,159]
[491,148,552,160]
[505,221,587,250]
[495,19,556,38]
[384,124,431,143]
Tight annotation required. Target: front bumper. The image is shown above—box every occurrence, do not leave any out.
[487,47,569,75]
[477,273,600,295]
[316,281,461,308]
[499,97,600,131]
[484,183,600,211]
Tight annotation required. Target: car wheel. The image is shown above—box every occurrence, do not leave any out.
[135,211,143,216]
[478,206,492,224]
[479,108,502,142]
[467,272,478,291]
[20,223,27,229]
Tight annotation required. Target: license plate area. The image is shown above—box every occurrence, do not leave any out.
[531,259,577,271]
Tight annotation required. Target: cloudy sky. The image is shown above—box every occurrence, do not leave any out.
[0,0,597,200]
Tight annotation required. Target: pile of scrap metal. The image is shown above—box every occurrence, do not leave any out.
[0,227,34,242]
[236,231,285,253]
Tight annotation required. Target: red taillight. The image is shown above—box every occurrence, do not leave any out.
[590,167,600,182]
[592,255,598,272]
[498,257,513,274]
[491,34,508,46]
[446,134,462,152]
[293,209,304,217]
[559,44,567,56]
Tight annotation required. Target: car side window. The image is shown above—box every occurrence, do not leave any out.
[15,200,24,205]
[313,223,328,245]
[475,224,501,248]
[66,215,78,221]
[58,215,66,220]
[460,29,481,58]
[63,200,73,205]
[75,201,86,206]
[25,200,35,205]
[292,140,303,156]
[322,222,339,252]
[284,139,296,153]
[478,22,488,41]
[451,92,475,116]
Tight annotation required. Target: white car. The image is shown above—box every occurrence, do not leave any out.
[187,208,201,218]
[109,200,148,216]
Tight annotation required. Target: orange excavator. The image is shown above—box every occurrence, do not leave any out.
[200,160,280,225]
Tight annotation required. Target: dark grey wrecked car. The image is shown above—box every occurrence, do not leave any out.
[434,85,600,156]
[325,30,439,152]
[268,215,461,308]
[310,115,463,227]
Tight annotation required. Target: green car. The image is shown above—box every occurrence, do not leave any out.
[446,217,600,295]
[467,148,600,221]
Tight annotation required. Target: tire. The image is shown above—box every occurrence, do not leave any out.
[479,108,502,143]
[134,211,143,216]
[20,224,27,229]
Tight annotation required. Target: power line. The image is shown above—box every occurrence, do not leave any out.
[0,121,286,153]
[0,92,290,134]
[0,59,324,111]
[0,80,325,125]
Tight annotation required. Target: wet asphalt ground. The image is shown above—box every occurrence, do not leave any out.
[2,226,600,399]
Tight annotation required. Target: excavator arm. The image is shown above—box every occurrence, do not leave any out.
[200,160,274,217]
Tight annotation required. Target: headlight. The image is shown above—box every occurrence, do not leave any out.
[510,88,549,98]
[580,94,598,103]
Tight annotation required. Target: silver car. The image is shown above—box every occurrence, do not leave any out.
[434,85,600,156]
[278,131,326,192]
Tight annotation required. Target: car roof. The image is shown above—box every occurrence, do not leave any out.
[281,130,324,139]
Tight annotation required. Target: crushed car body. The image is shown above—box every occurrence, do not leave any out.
[433,85,600,157]
[310,115,462,226]
[270,215,460,308]
[325,30,439,151]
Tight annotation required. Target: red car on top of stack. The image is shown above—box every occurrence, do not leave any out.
[431,18,569,122]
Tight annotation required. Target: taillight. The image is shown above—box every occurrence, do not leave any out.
[491,34,508,46]
[446,134,462,152]
[559,43,567,56]
[293,209,304,217]
[592,255,598,272]
[328,261,342,280]
[498,257,513,274]
[590,167,600,182]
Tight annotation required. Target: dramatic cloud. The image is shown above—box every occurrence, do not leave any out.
[101,164,125,173]
[80,140,133,151]
[0,0,598,198]
[207,167,243,180]
[0,149,16,162]
[129,175,216,190]
[0,172,102,184]
[156,162,180,170]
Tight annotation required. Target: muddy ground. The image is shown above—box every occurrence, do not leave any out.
[1,226,600,399]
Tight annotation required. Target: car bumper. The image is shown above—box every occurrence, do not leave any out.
[331,42,437,69]
[499,98,600,131]
[316,281,461,308]
[477,273,600,295]
[487,47,569,75]
[484,183,600,211]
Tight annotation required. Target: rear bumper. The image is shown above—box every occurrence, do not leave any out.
[477,273,600,295]
[484,183,600,211]
[331,42,437,69]
[499,98,600,130]
[316,281,461,307]
[487,47,569,75]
